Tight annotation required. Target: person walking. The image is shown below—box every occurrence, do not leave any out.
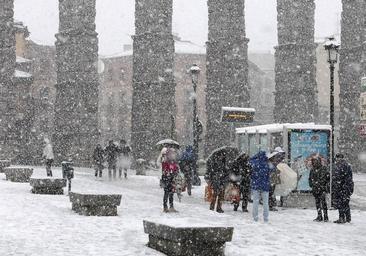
[205,152,228,213]
[250,151,274,222]
[231,153,251,212]
[333,153,354,223]
[117,139,132,179]
[104,140,119,180]
[93,144,104,178]
[268,147,285,211]
[309,157,330,222]
[161,148,179,213]
[42,138,54,177]
[179,145,195,196]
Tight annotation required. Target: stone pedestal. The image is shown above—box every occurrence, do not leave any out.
[30,178,66,195]
[69,192,122,216]
[143,220,234,256]
[0,160,11,173]
[4,167,33,182]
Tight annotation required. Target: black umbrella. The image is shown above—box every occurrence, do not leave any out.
[207,146,240,170]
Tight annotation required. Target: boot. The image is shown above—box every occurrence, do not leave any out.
[323,210,329,222]
[233,203,239,211]
[163,207,169,213]
[169,207,178,213]
[216,196,224,213]
[334,212,346,224]
[313,209,323,222]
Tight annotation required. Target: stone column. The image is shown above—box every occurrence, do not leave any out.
[205,0,250,155]
[274,0,317,123]
[54,0,99,165]
[338,0,365,171]
[131,0,175,161]
[0,0,17,158]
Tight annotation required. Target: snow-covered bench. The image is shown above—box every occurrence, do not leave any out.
[143,220,234,256]
[69,192,122,216]
[30,178,67,195]
[0,160,11,173]
[4,167,33,182]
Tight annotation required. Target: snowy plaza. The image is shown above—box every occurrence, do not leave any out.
[0,168,366,256]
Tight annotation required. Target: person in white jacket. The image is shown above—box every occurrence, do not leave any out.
[43,138,54,177]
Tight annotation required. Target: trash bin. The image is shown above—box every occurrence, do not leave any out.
[135,158,146,176]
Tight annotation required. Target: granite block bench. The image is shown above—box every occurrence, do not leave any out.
[0,160,11,173]
[4,167,33,182]
[143,220,234,256]
[69,192,122,216]
[30,178,67,195]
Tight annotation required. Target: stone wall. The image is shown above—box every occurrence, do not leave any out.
[205,0,250,156]
[131,0,175,161]
[274,0,317,123]
[54,0,99,165]
[0,0,18,159]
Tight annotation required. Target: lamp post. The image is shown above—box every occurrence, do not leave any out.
[189,64,201,185]
[324,37,340,164]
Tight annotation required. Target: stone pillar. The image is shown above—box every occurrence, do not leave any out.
[205,0,250,155]
[131,0,175,161]
[0,0,17,159]
[338,0,365,171]
[274,0,317,123]
[54,0,99,165]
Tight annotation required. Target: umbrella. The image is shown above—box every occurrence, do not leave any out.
[207,146,240,169]
[156,139,180,150]
[275,163,297,197]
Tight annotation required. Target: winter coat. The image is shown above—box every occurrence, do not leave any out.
[249,151,273,192]
[43,143,54,160]
[205,157,229,193]
[93,147,104,165]
[333,160,354,206]
[104,144,119,165]
[309,166,330,195]
[231,155,251,192]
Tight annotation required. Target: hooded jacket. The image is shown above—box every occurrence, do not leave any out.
[250,151,273,192]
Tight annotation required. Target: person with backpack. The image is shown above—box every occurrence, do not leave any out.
[117,139,132,179]
[333,153,354,223]
[104,140,119,180]
[161,148,179,213]
[93,144,104,178]
[309,157,330,222]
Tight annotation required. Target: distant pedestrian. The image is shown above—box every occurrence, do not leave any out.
[333,153,354,224]
[309,157,330,222]
[230,153,251,212]
[93,144,104,178]
[104,140,119,180]
[250,151,274,222]
[268,147,285,211]
[42,138,54,177]
[179,145,195,196]
[205,151,228,213]
[117,139,132,179]
[161,148,179,213]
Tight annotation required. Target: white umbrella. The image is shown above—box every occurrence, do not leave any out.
[275,163,298,197]
[156,139,180,149]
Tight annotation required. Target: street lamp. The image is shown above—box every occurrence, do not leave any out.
[324,36,340,164]
[189,64,201,186]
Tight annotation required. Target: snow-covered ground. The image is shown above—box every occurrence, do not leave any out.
[1,167,366,256]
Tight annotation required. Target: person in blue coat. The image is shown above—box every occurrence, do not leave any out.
[333,153,354,223]
[250,151,274,222]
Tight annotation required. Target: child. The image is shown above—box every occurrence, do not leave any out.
[161,148,179,213]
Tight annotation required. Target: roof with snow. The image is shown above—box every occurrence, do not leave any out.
[16,56,32,63]
[236,123,332,134]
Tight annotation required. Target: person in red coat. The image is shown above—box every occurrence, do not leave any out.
[161,148,179,213]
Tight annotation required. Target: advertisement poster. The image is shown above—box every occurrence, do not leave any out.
[289,130,330,191]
